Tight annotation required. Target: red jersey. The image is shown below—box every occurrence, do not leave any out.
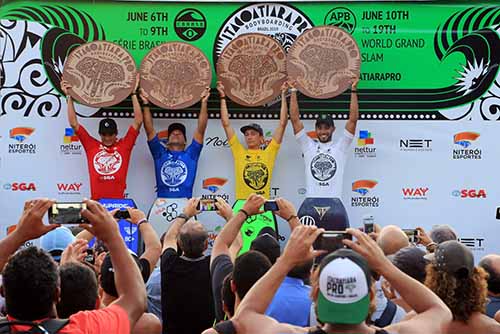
[7,304,130,333]
[77,125,138,200]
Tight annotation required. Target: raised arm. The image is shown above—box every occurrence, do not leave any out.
[345,77,359,136]
[131,76,143,131]
[288,81,304,135]
[233,226,322,334]
[275,198,300,231]
[344,229,452,333]
[139,88,156,141]
[210,194,266,266]
[0,199,59,271]
[193,87,210,144]
[217,82,235,141]
[128,208,161,271]
[272,82,288,144]
[61,80,79,131]
[81,200,147,328]
[162,198,200,253]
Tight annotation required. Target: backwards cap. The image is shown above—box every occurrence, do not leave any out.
[317,249,371,324]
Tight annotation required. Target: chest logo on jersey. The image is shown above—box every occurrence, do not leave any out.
[243,162,269,190]
[313,206,331,221]
[310,153,337,182]
[93,150,123,175]
[161,160,188,187]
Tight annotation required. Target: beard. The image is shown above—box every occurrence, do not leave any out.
[318,134,332,143]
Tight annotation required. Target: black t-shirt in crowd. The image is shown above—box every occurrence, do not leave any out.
[211,254,234,322]
[161,248,214,334]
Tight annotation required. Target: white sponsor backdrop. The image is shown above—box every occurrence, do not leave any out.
[1,20,499,260]
[1,112,500,259]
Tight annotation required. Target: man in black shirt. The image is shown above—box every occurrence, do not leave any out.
[161,197,215,334]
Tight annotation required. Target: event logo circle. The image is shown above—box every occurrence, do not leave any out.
[161,160,188,187]
[287,25,361,99]
[213,3,314,63]
[174,8,207,41]
[310,153,337,181]
[93,150,123,175]
[243,162,269,190]
[324,7,357,34]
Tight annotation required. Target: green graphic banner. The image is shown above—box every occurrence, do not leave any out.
[1,1,499,120]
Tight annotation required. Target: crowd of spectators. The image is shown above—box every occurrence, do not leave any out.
[0,196,499,333]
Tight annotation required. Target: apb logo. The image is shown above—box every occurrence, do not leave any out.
[324,7,357,34]
[453,132,481,159]
[174,8,206,41]
[8,127,36,154]
[351,180,379,207]
[355,130,376,158]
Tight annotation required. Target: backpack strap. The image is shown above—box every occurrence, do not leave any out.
[213,320,236,334]
[374,299,397,328]
[38,319,70,334]
[0,318,69,334]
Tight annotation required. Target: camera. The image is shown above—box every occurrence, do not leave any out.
[114,209,131,220]
[263,201,279,211]
[197,199,218,211]
[403,228,418,243]
[49,202,87,225]
[313,231,352,253]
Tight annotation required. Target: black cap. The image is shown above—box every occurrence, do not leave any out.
[167,123,186,140]
[98,118,118,135]
[424,240,474,277]
[250,227,280,264]
[240,123,264,136]
[315,114,334,128]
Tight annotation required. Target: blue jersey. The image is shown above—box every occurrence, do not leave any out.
[148,135,203,198]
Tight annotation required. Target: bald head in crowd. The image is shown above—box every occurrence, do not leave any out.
[377,225,410,256]
[178,221,209,258]
[479,254,500,295]
[429,225,457,244]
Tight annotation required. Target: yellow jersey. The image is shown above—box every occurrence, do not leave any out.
[229,135,280,199]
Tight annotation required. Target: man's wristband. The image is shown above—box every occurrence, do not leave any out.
[290,88,298,92]
[131,92,137,96]
[137,218,148,227]
[351,89,358,93]
[286,215,298,222]
[177,213,190,221]
[238,209,249,219]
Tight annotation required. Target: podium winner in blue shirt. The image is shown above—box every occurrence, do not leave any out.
[140,87,210,233]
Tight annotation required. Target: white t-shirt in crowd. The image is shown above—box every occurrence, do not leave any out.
[296,128,354,198]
